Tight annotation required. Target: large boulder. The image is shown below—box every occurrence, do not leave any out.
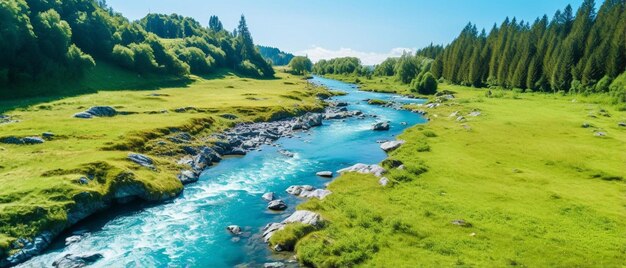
[380,140,405,152]
[177,170,198,185]
[338,163,386,177]
[372,122,390,131]
[128,153,155,169]
[85,106,117,117]
[267,200,288,211]
[286,185,314,196]
[52,253,103,268]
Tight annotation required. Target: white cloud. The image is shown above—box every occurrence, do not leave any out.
[295,46,415,66]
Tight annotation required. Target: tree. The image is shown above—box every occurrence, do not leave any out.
[288,56,312,75]
[209,15,223,32]
[396,52,418,84]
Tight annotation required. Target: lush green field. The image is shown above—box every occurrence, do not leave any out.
[286,81,626,267]
[0,65,328,257]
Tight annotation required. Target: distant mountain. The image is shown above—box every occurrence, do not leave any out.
[257,46,295,66]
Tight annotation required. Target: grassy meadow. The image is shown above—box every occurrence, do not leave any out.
[285,81,626,267]
[0,65,329,256]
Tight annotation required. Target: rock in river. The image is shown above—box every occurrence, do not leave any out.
[315,171,333,178]
[52,253,103,268]
[262,192,275,202]
[226,225,242,235]
[267,200,288,211]
[372,121,390,131]
[380,140,405,152]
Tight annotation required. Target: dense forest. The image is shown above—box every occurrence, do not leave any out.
[0,0,274,97]
[315,0,625,100]
[257,46,295,66]
[432,0,625,96]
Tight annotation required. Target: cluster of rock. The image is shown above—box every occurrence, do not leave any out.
[1,232,54,267]
[0,115,18,125]
[261,210,323,251]
[338,163,387,177]
[0,136,45,145]
[74,106,117,119]
[286,185,332,200]
[338,163,390,187]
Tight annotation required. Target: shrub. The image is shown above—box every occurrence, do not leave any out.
[236,60,263,77]
[595,75,612,93]
[129,43,158,73]
[112,44,135,70]
[177,47,214,74]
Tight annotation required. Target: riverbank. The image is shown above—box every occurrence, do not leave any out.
[284,78,626,266]
[0,69,332,266]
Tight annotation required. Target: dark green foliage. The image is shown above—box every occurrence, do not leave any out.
[288,56,313,75]
[411,72,438,95]
[257,46,294,66]
[176,47,214,74]
[0,0,273,95]
[372,52,433,86]
[431,0,625,98]
[208,15,223,32]
[313,57,363,75]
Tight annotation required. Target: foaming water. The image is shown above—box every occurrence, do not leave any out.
[19,76,427,267]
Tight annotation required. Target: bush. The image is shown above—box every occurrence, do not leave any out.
[595,75,612,93]
[65,44,95,77]
[419,72,438,95]
[112,44,135,69]
[236,60,263,77]
[129,43,158,73]
[288,56,313,75]
[176,47,214,74]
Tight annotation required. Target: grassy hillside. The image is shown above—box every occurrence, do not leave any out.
[283,82,626,266]
[0,65,329,257]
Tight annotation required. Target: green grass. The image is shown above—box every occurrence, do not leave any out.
[269,223,317,251]
[0,65,329,256]
[293,83,626,267]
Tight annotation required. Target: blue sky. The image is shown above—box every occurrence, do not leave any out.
[107,0,585,64]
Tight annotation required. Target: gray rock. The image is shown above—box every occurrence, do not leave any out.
[451,219,472,227]
[52,253,103,268]
[594,131,607,137]
[286,185,314,196]
[379,177,390,187]
[278,150,294,158]
[456,116,466,122]
[268,200,288,211]
[338,163,386,177]
[618,122,626,127]
[73,112,93,119]
[299,189,332,199]
[581,122,591,128]
[5,232,54,266]
[128,153,154,169]
[78,177,89,185]
[283,210,322,226]
[177,170,198,185]
[380,140,405,152]
[372,122,390,131]
[469,111,482,117]
[64,235,83,246]
[22,137,44,144]
[264,262,286,268]
[316,171,333,178]
[262,192,275,202]
[85,106,117,117]
[0,136,24,145]
[226,225,242,235]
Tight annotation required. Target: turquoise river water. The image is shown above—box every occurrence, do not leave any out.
[19,76,427,267]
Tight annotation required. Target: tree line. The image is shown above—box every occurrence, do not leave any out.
[432,0,625,96]
[257,46,295,66]
[0,0,275,97]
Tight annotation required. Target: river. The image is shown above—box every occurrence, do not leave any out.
[19,76,427,267]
